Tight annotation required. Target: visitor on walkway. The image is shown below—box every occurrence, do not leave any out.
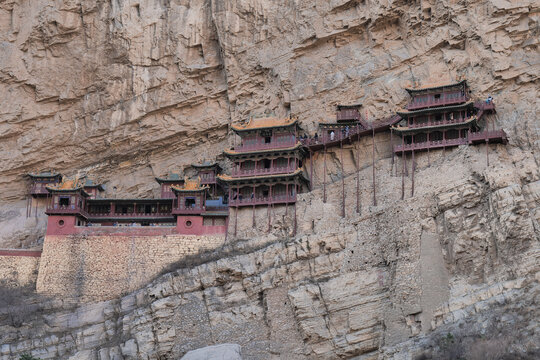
[345,126,350,138]
[330,131,335,141]
[314,133,319,142]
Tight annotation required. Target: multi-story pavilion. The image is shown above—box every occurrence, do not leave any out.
[392,80,507,154]
[218,116,309,208]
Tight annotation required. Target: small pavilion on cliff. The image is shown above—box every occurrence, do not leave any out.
[218,116,309,235]
[155,172,184,199]
[391,80,508,197]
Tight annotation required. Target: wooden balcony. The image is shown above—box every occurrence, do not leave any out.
[172,205,205,215]
[469,130,507,144]
[46,204,89,218]
[393,130,507,154]
[405,116,474,130]
[234,137,296,152]
[231,165,297,177]
[229,194,297,207]
[30,183,52,196]
[88,211,173,219]
[407,94,468,110]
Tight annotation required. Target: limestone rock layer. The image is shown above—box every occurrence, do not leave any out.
[0,0,539,359]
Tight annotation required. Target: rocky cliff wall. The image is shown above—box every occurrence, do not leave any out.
[1,145,539,359]
[0,0,538,248]
[0,0,539,359]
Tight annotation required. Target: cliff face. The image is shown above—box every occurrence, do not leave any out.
[0,0,538,247]
[0,0,539,359]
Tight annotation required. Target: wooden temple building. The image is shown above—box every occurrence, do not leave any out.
[392,80,507,154]
[218,116,310,235]
[43,172,228,236]
[391,80,508,197]
[27,171,62,197]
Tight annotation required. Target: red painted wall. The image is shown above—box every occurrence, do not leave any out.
[46,215,226,236]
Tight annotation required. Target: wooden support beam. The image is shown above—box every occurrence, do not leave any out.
[401,137,405,200]
[427,132,430,166]
[340,139,345,217]
[390,128,394,175]
[309,150,314,190]
[356,123,360,214]
[252,186,256,228]
[486,139,489,167]
[323,145,327,203]
[267,185,272,232]
[372,127,377,206]
[294,186,298,236]
[411,150,415,197]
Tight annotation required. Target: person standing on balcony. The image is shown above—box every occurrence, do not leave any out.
[314,133,319,142]
[345,125,350,138]
[330,131,335,141]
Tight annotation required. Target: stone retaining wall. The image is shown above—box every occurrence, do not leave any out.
[36,234,225,301]
[0,250,41,287]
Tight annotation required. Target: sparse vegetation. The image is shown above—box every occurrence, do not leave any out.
[0,280,48,328]
[19,354,41,360]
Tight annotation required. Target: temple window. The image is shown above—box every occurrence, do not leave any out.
[185,198,196,208]
[59,197,70,207]
[264,136,271,144]
[434,94,441,100]
[264,159,271,169]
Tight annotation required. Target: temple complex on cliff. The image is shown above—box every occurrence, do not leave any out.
[35,79,508,238]
[391,80,507,154]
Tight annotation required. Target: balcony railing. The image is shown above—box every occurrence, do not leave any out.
[407,116,475,129]
[46,204,89,218]
[234,137,296,152]
[200,174,216,184]
[88,212,173,218]
[407,94,468,110]
[231,165,297,177]
[393,137,468,152]
[469,130,507,142]
[229,194,297,207]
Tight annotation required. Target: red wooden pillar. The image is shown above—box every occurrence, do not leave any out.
[252,185,256,227]
[323,145,327,203]
[443,130,446,157]
[427,132,430,166]
[285,183,289,216]
[267,185,272,232]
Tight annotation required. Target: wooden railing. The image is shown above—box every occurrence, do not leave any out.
[407,94,468,110]
[46,204,89,218]
[469,130,507,142]
[229,194,297,207]
[393,137,468,152]
[407,116,474,129]
[234,137,296,152]
[88,212,173,218]
[231,165,297,177]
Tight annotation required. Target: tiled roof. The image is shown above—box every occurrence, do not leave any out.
[46,177,86,192]
[405,79,467,93]
[231,117,297,132]
[217,168,307,182]
[171,178,209,192]
[396,100,474,116]
[155,172,184,183]
[28,171,61,178]
[223,143,303,156]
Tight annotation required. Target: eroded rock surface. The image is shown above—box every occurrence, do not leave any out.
[0,0,539,359]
